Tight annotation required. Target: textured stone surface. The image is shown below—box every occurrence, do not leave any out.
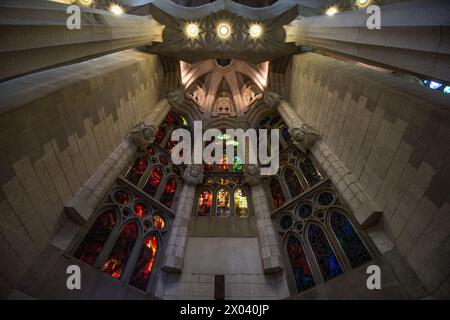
[289,52,450,296]
[0,49,163,298]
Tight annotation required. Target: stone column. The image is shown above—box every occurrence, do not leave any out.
[65,90,184,223]
[284,0,450,83]
[263,91,381,228]
[0,0,164,81]
[245,164,284,273]
[264,91,320,153]
[163,164,203,272]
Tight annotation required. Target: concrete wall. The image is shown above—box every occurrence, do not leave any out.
[0,49,163,298]
[288,52,450,298]
[159,237,289,300]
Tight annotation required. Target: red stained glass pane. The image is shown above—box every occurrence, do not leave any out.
[159,156,168,165]
[102,223,138,279]
[155,126,166,144]
[145,146,155,156]
[130,234,158,291]
[144,167,163,197]
[126,157,148,185]
[160,177,177,208]
[197,188,213,216]
[74,210,116,265]
[270,178,286,209]
[166,113,177,124]
[152,215,165,230]
[135,203,149,218]
[287,235,315,292]
[165,140,178,154]
[113,191,128,205]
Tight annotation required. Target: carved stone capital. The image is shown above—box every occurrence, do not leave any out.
[289,124,321,153]
[183,164,204,186]
[263,91,282,110]
[128,122,158,148]
[167,88,186,108]
[244,164,263,186]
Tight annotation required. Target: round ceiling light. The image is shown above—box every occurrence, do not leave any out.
[186,23,199,38]
[217,23,231,38]
[110,4,124,15]
[326,6,339,16]
[357,0,370,7]
[249,24,263,38]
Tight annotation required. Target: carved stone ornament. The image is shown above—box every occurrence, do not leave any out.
[167,88,186,108]
[183,164,204,186]
[289,124,321,153]
[129,122,157,148]
[263,91,282,110]
[243,164,262,186]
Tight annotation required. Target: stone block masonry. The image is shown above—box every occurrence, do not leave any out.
[0,49,163,298]
[289,52,450,297]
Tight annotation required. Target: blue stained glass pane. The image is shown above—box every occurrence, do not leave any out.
[282,128,291,140]
[330,211,372,268]
[284,167,304,198]
[287,236,315,292]
[444,86,450,94]
[429,81,443,90]
[308,224,343,281]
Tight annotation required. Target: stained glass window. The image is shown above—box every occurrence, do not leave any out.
[160,177,177,208]
[234,188,249,218]
[155,126,166,144]
[216,188,231,216]
[269,178,286,209]
[284,167,304,198]
[74,210,116,266]
[114,191,129,205]
[135,203,149,218]
[152,215,165,230]
[129,234,158,291]
[308,224,343,281]
[102,222,138,279]
[144,167,163,197]
[197,188,213,216]
[299,158,323,187]
[126,157,148,185]
[287,235,315,292]
[330,211,372,268]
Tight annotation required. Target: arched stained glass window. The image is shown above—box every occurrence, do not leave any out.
[234,188,249,218]
[155,126,166,144]
[126,157,148,185]
[308,224,343,281]
[287,235,315,293]
[299,158,323,187]
[74,210,116,266]
[102,222,138,279]
[129,234,158,291]
[330,211,372,268]
[160,177,177,208]
[144,167,163,197]
[216,188,231,216]
[269,178,286,209]
[197,188,213,216]
[284,167,304,198]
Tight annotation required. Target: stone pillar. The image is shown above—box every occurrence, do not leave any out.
[263,91,381,228]
[65,90,184,223]
[284,0,450,83]
[0,0,164,81]
[245,165,284,273]
[163,164,203,272]
[264,91,320,153]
